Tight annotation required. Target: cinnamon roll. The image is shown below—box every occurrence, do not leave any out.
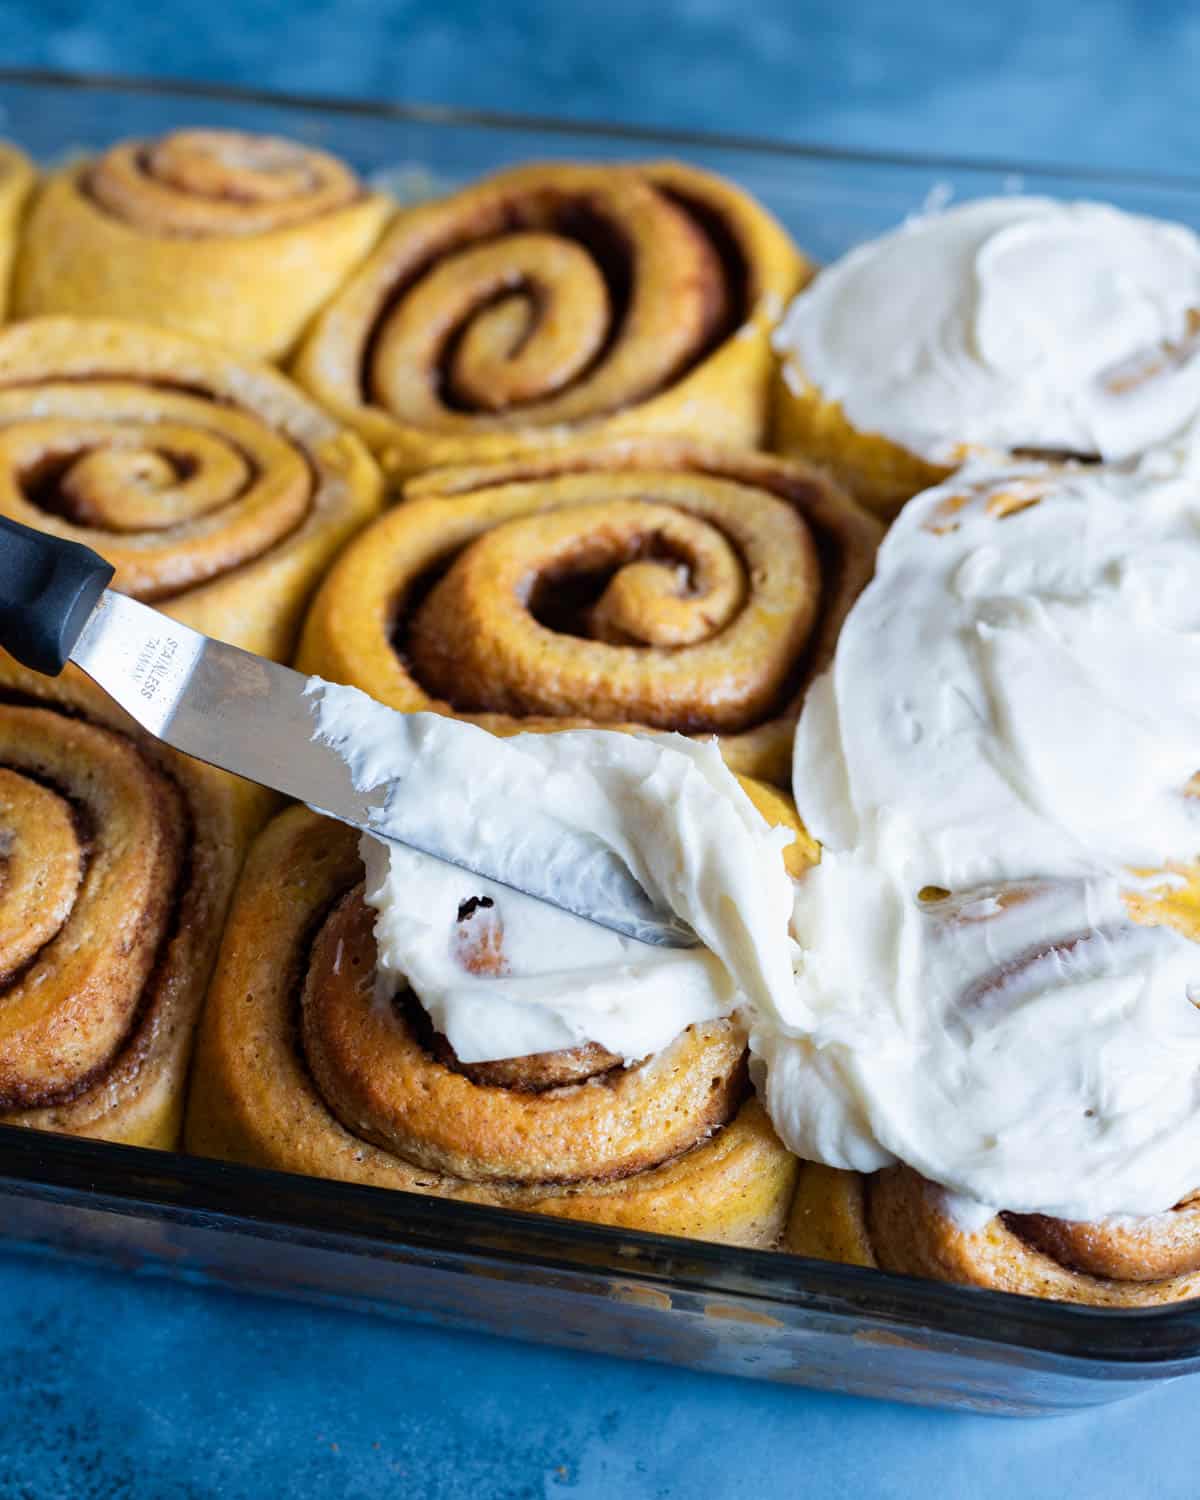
[782,862,1200,1306]
[773,197,1200,516]
[14,129,391,359]
[186,773,807,1247]
[296,439,879,784]
[0,318,383,659]
[292,160,807,476]
[0,652,252,1148]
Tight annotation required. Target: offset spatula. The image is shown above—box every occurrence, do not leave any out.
[0,515,697,949]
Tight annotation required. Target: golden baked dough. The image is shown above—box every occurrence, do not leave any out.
[0,317,383,659]
[0,144,33,318]
[293,160,808,477]
[0,653,259,1148]
[14,129,391,360]
[784,1165,1200,1308]
[187,778,809,1247]
[296,438,879,784]
[773,365,955,519]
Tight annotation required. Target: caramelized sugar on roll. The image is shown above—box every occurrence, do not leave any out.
[297,439,879,783]
[0,318,382,659]
[15,131,392,359]
[186,804,802,1247]
[0,656,248,1147]
[293,160,808,475]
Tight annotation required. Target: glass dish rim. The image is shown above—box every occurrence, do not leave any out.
[5,63,1200,191]
[2,63,1200,1372]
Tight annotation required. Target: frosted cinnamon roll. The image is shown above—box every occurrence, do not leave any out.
[783,865,1200,1305]
[293,160,807,476]
[0,652,252,1148]
[187,733,809,1247]
[751,457,1200,1302]
[773,197,1200,515]
[0,318,382,659]
[14,130,391,359]
[296,439,879,784]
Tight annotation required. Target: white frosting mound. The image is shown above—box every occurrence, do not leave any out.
[310,686,798,1065]
[756,457,1200,1221]
[774,196,1200,466]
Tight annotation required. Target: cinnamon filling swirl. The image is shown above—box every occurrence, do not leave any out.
[0,705,188,1110]
[86,130,363,236]
[0,319,382,658]
[294,160,808,473]
[297,439,879,783]
[301,885,746,1186]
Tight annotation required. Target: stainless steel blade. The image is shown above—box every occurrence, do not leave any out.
[69,591,697,948]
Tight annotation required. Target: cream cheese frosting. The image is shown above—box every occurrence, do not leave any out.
[773,196,1200,466]
[756,457,1200,1221]
[308,683,798,1066]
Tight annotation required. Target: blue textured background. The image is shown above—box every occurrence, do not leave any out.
[3,3,1199,1495]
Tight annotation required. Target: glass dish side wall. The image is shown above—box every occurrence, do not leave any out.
[2,70,1200,1415]
[3,1131,1199,1417]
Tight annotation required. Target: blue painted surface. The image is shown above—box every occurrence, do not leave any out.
[0,2,1197,1494]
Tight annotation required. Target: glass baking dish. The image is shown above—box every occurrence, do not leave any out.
[3,66,1200,1417]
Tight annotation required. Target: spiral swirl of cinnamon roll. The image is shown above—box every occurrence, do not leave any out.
[0,654,249,1148]
[0,318,382,659]
[296,439,878,784]
[186,787,804,1247]
[786,1164,1200,1307]
[14,130,391,359]
[293,160,807,475]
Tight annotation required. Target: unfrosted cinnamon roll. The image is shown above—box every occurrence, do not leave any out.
[14,129,391,359]
[292,160,807,476]
[186,776,806,1247]
[0,318,382,659]
[296,439,878,783]
[0,652,253,1148]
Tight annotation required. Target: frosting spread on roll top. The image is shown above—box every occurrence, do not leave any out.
[757,458,1200,1220]
[309,685,798,1064]
[775,197,1200,464]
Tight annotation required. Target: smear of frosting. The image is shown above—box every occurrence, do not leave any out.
[754,457,1200,1220]
[309,685,798,1065]
[774,196,1200,466]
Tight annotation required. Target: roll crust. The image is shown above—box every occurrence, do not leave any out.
[0,144,34,318]
[772,363,955,519]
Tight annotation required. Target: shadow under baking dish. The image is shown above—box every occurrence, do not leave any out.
[4,66,1200,1416]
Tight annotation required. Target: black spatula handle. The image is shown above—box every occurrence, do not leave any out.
[0,516,114,676]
